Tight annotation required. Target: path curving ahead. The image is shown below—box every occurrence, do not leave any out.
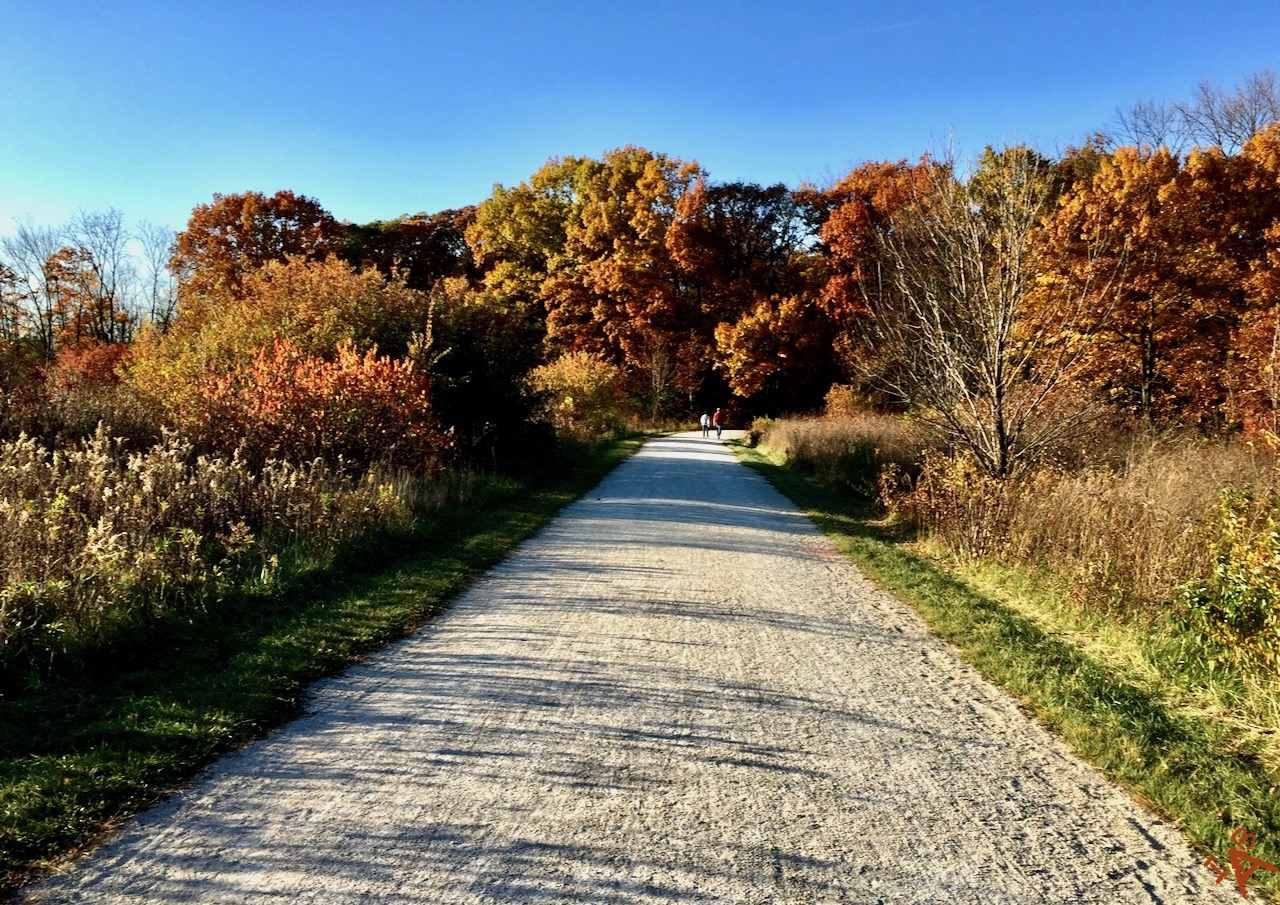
[27,434,1233,904]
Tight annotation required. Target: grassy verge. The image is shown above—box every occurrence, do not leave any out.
[733,440,1280,900]
[0,436,642,892]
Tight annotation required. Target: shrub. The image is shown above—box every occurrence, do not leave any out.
[823,384,866,418]
[745,416,774,448]
[530,350,626,441]
[1180,486,1280,666]
[192,338,449,470]
[126,256,433,430]
[888,450,1018,557]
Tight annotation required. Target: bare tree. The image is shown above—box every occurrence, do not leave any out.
[68,208,136,342]
[0,219,64,358]
[1109,98,1188,154]
[1107,70,1280,156]
[1176,69,1280,153]
[863,149,1124,477]
[137,220,179,330]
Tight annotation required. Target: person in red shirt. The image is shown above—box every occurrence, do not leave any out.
[712,408,724,439]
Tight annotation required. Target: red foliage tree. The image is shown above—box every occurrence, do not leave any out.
[815,158,940,323]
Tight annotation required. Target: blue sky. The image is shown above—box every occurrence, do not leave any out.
[2,0,1278,234]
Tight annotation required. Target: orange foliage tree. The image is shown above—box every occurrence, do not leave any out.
[549,147,704,405]
[344,208,477,291]
[469,147,705,415]
[171,190,344,305]
[813,158,939,324]
[667,179,826,410]
[43,247,134,348]
[803,158,942,404]
[713,294,831,401]
[1216,126,1280,429]
[1044,133,1280,427]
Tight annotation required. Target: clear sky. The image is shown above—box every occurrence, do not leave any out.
[2,0,1278,234]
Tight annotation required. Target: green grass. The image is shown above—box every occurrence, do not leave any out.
[733,439,1280,900]
[0,436,642,891]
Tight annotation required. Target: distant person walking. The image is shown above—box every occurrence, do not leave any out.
[712,408,724,439]
[699,412,711,438]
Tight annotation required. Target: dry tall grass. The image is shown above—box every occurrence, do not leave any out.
[0,428,464,673]
[760,413,1280,657]
[1008,440,1269,617]
[758,413,931,499]
[888,436,1273,623]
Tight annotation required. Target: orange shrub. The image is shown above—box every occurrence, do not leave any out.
[49,340,131,388]
[194,338,449,470]
[126,256,433,431]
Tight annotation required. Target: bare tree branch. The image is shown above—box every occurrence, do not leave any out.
[1176,69,1280,154]
[861,148,1123,476]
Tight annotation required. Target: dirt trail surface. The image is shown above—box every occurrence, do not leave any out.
[26,433,1234,904]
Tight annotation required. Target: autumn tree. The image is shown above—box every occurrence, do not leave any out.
[866,148,1121,477]
[1214,126,1280,428]
[344,207,476,291]
[170,190,343,304]
[669,180,812,318]
[465,157,582,355]
[1042,147,1181,421]
[795,158,942,405]
[44,246,108,347]
[813,159,939,321]
[546,147,702,405]
[1044,135,1280,427]
[1,212,172,358]
[450,165,586,450]
[0,212,160,442]
[664,179,825,410]
[713,294,836,410]
[467,147,704,418]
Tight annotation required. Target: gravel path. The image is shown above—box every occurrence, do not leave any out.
[26,433,1234,904]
